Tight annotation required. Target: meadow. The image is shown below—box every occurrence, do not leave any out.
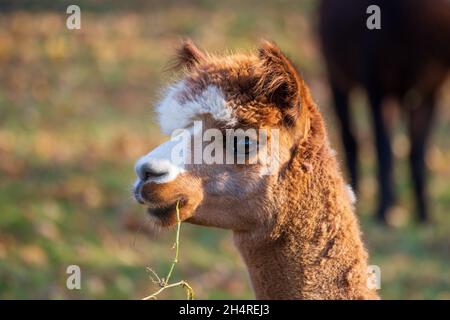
[0,0,449,299]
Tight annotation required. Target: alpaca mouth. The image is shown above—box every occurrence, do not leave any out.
[147,197,187,219]
[133,180,193,226]
[133,180,146,204]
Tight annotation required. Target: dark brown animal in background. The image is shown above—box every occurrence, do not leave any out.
[319,0,450,223]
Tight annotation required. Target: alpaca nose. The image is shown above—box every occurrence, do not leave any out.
[135,138,186,184]
[138,162,169,182]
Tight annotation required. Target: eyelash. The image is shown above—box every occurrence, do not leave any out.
[231,136,256,155]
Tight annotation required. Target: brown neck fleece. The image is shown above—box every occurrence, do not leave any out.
[234,96,378,300]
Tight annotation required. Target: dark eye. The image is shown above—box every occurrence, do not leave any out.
[233,136,256,155]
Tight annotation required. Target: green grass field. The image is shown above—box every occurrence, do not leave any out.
[0,1,449,299]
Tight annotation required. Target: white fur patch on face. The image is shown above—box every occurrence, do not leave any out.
[156,81,237,135]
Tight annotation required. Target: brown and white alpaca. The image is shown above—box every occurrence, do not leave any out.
[133,40,379,300]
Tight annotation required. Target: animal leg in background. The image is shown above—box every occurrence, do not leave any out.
[368,88,394,222]
[330,82,359,192]
[407,94,436,222]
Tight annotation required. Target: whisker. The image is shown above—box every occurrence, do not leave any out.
[131,215,151,250]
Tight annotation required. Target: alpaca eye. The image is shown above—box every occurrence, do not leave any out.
[233,136,257,155]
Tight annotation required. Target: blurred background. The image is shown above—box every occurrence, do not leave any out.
[0,0,449,299]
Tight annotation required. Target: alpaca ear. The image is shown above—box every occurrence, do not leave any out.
[171,39,206,70]
[257,40,302,123]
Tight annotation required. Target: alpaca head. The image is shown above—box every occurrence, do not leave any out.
[133,40,311,231]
